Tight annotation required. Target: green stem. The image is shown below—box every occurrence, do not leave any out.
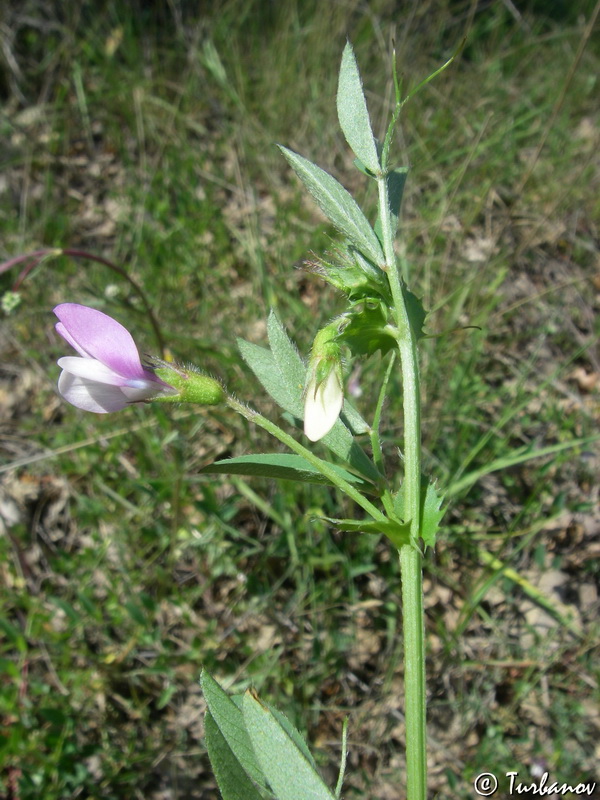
[377,171,426,800]
[226,396,388,524]
[371,352,397,518]
[399,542,426,800]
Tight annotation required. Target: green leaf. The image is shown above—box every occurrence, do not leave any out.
[205,711,267,800]
[201,453,370,490]
[279,146,384,267]
[237,338,302,419]
[201,671,267,791]
[322,516,410,547]
[352,157,374,177]
[321,425,381,483]
[267,311,306,414]
[340,398,370,435]
[243,690,336,800]
[268,706,318,771]
[337,42,380,174]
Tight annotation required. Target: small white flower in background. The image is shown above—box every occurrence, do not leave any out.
[303,324,343,442]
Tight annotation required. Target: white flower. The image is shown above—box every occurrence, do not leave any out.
[304,368,343,442]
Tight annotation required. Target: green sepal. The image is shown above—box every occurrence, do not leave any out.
[351,249,391,301]
[153,364,225,405]
[306,245,390,303]
[338,303,396,357]
[309,322,343,386]
[322,516,410,547]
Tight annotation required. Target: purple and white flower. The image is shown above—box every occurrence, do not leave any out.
[53,303,176,413]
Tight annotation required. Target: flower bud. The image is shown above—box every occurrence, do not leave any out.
[304,324,344,442]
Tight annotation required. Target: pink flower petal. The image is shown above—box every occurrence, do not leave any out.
[54,303,147,379]
[55,323,90,358]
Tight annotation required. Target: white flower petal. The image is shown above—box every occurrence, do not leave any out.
[304,370,343,442]
[58,356,128,386]
[58,372,131,413]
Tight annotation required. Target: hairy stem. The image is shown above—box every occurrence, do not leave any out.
[226,396,388,523]
[378,170,426,800]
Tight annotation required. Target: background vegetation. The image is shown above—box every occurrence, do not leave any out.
[1,0,598,797]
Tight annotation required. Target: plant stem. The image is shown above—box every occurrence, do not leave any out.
[399,540,426,800]
[377,171,426,800]
[226,396,388,524]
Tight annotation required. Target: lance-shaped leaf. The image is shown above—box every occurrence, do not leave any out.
[201,671,267,791]
[337,42,380,174]
[242,690,336,800]
[237,339,302,420]
[201,453,371,491]
[204,712,266,800]
[267,310,306,413]
[279,146,384,267]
